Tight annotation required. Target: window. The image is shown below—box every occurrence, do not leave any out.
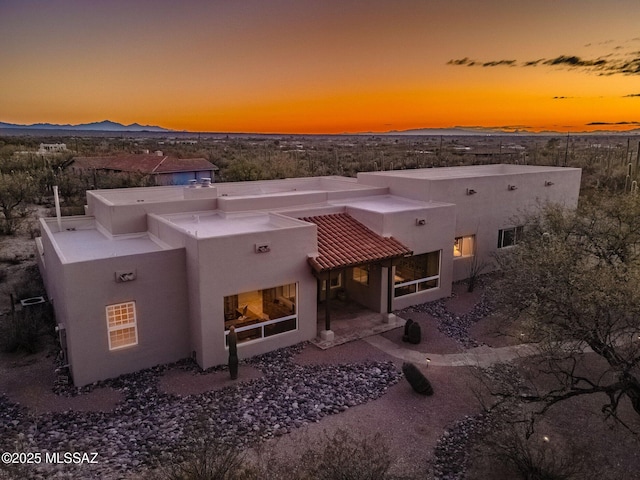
[454,235,475,258]
[106,302,138,350]
[224,283,297,345]
[394,251,440,297]
[321,272,343,291]
[352,265,369,286]
[498,226,524,248]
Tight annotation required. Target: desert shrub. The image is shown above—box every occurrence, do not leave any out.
[402,362,434,395]
[0,305,52,353]
[295,429,394,480]
[156,436,254,480]
[12,264,45,300]
[473,424,591,480]
[158,429,398,480]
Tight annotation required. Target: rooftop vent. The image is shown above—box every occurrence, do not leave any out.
[201,178,212,187]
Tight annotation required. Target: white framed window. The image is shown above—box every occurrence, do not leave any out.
[224,283,298,345]
[454,235,475,258]
[106,302,138,350]
[352,265,369,286]
[498,226,524,248]
[394,251,441,297]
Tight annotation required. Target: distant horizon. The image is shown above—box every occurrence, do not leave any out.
[2,119,640,137]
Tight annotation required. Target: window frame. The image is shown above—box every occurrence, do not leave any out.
[106,301,138,351]
[454,235,475,258]
[497,226,524,249]
[394,251,441,298]
[224,283,298,346]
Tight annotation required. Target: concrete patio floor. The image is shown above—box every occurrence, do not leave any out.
[311,300,406,349]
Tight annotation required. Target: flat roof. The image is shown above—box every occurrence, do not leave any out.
[359,164,580,180]
[158,211,309,238]
[330,194,451,213]
[88,176,373,206]
[43,219,165,263]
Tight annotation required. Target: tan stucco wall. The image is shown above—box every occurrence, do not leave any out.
[358,167,581,283]
[59,248,190,386]
[181,222,318,369]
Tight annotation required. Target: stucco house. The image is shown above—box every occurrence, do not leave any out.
[36,164,581,386]
[68,153,218,186]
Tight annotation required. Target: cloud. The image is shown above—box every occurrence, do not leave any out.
[447,51,640,76]
[553,96,574,100]
[624,93,640,97]
[481,59,516,67]
[586,121,640,126]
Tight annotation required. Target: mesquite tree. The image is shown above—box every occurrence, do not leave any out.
[491,193,640,427]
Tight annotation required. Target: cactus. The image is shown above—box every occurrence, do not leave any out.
[402,362,434,395]
[405,321,422,344]
[228,326,238,380]
[402,319,414,342]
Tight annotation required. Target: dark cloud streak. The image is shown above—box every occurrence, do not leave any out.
[447,52,640,76]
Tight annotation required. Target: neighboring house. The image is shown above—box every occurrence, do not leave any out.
[36,164,581,386]
[38,143,67,155]
[68,153,218,185]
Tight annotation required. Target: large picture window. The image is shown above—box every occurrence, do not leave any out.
[106,302,138,350]
[498,226,524,248]
[394,251,440,297]
[224,283,297,345]
[454,235,475,258]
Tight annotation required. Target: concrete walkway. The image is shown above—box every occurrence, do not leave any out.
[364,334,540,368]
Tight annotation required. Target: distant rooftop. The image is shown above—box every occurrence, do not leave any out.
[71,154,217,174]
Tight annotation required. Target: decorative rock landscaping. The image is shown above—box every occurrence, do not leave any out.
[400,290,493,348]
[0,344,401,479]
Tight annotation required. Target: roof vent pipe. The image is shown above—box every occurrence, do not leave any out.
[53,185,62,232]
[201,178,212,187]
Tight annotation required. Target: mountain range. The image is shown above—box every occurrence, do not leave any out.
[0,120,172,132]
[1,120,639,136]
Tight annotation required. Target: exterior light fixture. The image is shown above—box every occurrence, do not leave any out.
[543,436,550,442]
[426,357,431,368]
[466,188,477,195]
[544,181,554,186]
[508,185,517,191]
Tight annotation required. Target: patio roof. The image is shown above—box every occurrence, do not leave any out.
[302,213,412,272]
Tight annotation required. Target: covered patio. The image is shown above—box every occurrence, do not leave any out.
[302,212,412,346]
[312,299,406,349]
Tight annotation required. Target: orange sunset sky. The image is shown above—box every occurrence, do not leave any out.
[1,0,639,134]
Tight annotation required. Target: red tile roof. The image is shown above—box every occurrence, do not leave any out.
[302,213,412,272]
[71,154,217,174]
